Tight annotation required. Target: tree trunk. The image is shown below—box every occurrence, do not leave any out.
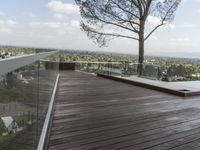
[138,21,145,76]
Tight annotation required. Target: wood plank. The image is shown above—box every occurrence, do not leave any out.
[47,71,200,150]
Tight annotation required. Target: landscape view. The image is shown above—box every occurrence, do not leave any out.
[1,47,200,82]
[1,0,200,150]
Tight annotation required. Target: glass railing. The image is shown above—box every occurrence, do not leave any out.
[75,61,121,74]
[0,51,59,150]
[75,62,159,80]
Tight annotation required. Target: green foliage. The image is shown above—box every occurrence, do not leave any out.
[0,134,16,149]
[13,114,33,127]
[0,47,35,58]
[57,51,137,63]
[57,50,200,82]
[0,119,6,135]
[0,72,37,103]
[1,47,200,82]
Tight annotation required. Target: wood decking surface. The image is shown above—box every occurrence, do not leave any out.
[47,71,200,150]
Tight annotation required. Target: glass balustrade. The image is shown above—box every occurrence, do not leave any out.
[0,52,59,150]
[75,62,160,80]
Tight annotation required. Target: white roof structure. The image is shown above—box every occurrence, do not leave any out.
[1,116,14,128]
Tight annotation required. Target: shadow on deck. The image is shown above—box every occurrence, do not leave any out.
[47,71,200,150]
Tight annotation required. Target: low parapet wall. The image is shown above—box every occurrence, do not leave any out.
[59,62,75,70]
[45,61,75,70]
[97,73,200,97]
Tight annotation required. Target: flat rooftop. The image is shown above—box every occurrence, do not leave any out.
[47,71,200,150]
[97,74,200,96]
[123,76,200,91]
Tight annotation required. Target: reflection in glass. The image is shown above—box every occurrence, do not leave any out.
[0,54,59,150]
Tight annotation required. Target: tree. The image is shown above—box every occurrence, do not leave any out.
[75,0,182,65]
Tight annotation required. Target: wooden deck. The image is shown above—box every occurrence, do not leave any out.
[47,71,200,150]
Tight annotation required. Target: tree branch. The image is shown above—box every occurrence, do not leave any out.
[144,0,178,41]
[111,0,140,20]
[86,28,139,41]
[144,23,166,40]
[98,17,139,33]
[85,3,140,34]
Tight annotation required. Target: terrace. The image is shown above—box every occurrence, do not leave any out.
[1,52,200,150]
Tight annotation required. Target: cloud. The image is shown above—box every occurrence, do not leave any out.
[70,20,80,28]
[151,36,159,41]
[179,23,197,28]
[47,1,79,15]
[29,20,80,35]
[30,21,79,29]
[0,19,135,54]
[0,20,16,28]
[167,24,175,29]
[147,16,175,29]
[170,37,190,42]
[0,11,5,17]
[147,16,161,26]
[24,12,37,18]
[53,13,68,20]
[0,19,16,34]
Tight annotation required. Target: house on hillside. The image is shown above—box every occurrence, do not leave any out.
[1,116,18,134]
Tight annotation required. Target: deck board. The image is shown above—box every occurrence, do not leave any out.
[47,71,200,150]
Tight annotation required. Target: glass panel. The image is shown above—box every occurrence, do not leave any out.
[76,62,159,80]
[0,53,59,150]
[141,64,159,80]
[0,61,39,150]
[37,56,59,143]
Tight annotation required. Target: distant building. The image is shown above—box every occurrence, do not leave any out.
[1,116,18,133]
[16,73,23,80]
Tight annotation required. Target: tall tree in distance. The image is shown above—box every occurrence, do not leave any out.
[75,0,182,65]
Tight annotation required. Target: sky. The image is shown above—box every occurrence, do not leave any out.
[0,0,200,57]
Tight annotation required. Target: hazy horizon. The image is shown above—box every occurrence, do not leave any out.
[2,44,200,59]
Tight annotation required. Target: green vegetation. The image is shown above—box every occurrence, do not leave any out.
[57,50,200,82]
[0,119,6,135]
[0,46,54,58]
[0,73,37,103]
[13,114,33,127]
[58,51,136,62]
[0,134,16,149]
[0,47,35,58]
[1,46,200,82]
